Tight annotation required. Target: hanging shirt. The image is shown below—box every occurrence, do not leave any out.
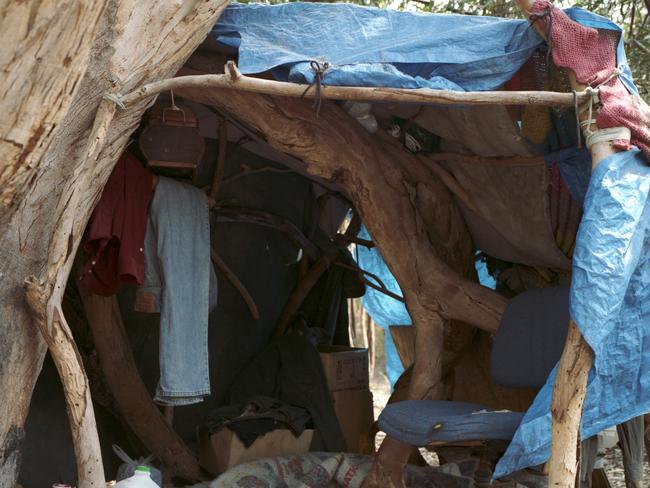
[79,152,153,296]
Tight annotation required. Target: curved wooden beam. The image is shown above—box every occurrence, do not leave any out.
[79,291,206,483]
[24,279,105,488]
[273,254,333,337]
[181,89,507,332]
[213,206,320,260]
[211,248,260,320]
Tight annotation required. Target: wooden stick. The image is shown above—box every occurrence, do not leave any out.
[213,206,320,260]
[115,61,592,109]
[209,120,228,200]
[20,100,118,488]
[333,260,390,291]
[332,260,406,303]
[550,321,593,486]
[273,254,333,337]
[210,248,260,320]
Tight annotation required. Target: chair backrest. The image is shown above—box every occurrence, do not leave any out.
[490,285,570,389]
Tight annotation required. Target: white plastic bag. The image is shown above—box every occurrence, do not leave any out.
[113,445,162,487]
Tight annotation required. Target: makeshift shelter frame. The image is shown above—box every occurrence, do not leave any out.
[0,1,638,487]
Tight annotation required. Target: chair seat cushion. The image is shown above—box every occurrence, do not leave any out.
[377,400,524,446]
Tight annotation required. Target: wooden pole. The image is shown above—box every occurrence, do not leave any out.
[273,254,333,337]
[209,120,228,201]
[114,62,593,109]
[21,101,118,488]
[512,1,621,485]
[549,321,593,486]
[210,248,260,320]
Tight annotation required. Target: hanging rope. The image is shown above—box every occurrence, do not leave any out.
[301,60,330,118]
[572,90,582,148]
[577,67,630,150]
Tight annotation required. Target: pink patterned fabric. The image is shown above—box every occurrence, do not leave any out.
[531,0,650,159]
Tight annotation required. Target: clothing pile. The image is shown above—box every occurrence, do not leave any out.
[206,395,312,448]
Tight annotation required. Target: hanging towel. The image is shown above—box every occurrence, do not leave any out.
[136,176,217,406]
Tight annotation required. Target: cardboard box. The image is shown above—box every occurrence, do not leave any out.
[199,427,314,476]
[318,346,369,391]
[332,388,375,454]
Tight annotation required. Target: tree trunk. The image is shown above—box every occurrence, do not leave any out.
[0,1,228,484]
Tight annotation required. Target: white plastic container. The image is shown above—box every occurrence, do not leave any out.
[113,466,159,488]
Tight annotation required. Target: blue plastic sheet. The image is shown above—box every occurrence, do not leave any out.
[213,2,541,91]
[212,3,636,94]
[356,229,496,387]
[355,226,408,387]
[545,146,593,206]
[495,149,650,477]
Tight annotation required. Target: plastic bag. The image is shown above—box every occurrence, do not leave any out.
[113,445,162,487]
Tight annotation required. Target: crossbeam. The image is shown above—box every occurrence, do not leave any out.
[112,61,592,109]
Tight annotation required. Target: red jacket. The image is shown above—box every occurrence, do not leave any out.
[79,152,153,296]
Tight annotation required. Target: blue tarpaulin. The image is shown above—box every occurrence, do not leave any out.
[356,226,409,387]
[213,2,542,91]
[495,148,650,477]
[212,2,636,93]
[212,2,650,477]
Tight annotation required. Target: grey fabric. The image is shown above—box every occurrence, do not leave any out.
[617,416,645,488]
[377,400,524,446]
[491,286,570,389]
[139,176,217,406]
[579,435,601,488]
[205,395,312,447]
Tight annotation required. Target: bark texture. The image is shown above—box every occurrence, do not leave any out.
[0,1,228,484]
[0,0,108,222]
[549,322,593,487]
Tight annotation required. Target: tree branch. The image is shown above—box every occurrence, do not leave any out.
[212,206,320,260]
[210,248,260,320]
[114,62,593,109]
